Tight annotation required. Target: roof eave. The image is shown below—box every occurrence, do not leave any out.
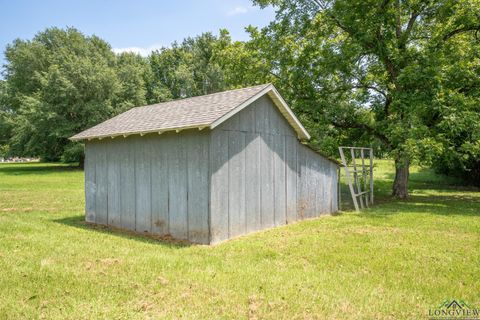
[69,124,211,142]
[267,86,311,140]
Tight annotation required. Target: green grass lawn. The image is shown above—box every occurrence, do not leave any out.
[0,160,478,319]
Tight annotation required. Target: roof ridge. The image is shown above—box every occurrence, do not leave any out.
[134,83,271,110]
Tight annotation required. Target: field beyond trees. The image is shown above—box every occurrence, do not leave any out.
[0,160,479,319]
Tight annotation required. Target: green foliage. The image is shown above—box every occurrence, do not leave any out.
[115,52,148,111]
[429,33,480,185]
[213,29,271,88]
[147,31,228,101]
[3,27,149,162]
[61,142,84,163]
[2,19,478,186]
[2,28,254,162]
[0,80,13,155]
[144,29,272,102]
[250,0,480,190]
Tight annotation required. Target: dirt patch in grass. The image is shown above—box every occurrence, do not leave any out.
[82,221,194,246]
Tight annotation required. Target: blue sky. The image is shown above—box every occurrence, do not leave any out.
[0,0,275,69]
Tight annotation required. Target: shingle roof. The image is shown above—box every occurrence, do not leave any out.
[70,83,310,141]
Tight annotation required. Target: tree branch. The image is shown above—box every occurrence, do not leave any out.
[404,12,419,37]
[384,94,392,117]
[331,120,392,147]
[380,0,392,11]
[398,11,419,49]
[352,84,388,99]
[310,0,364,42]
[443,25,480,41]
[395,0,402,39]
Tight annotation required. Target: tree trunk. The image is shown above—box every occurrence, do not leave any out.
[392,158,409,199]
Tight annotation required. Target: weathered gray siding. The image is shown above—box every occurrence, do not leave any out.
[85,131,211,244]
[84,142,96,223]
[296,144,338,218]
[106,139,121,227]
[209,95,338,243]
[84,94,338,245]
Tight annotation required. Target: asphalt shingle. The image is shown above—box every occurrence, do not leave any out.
[71,84,271,140]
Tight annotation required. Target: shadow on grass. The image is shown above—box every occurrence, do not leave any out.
[388,167,470,189]
[54,215,194,249]
[340,166,479,215]
[0,163,82,175]
[339,178,396,210]
[358,193,480,219]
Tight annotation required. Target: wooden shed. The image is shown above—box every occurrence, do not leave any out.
[71,84,339,244]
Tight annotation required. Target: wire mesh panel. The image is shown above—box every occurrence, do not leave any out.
[338,147,374,211]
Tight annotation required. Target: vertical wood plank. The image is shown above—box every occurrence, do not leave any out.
[320,158,326,215]
[107,140,121,227]
[285,136,297,223]
[254,99,265,134]
[278,108,296,137]
[187,133,210,244]
[135,137,152,233]
[227,113,240,131]
[120,138,136,230]
[239,102,256,133]
[296,145,309,220]
[228,131,246,238]
[151,135,169,235]
[302,147,313,218]
[209,130,229,243]
[245,133,261,233]
[84,142,96,223]
[320,159,327,215]
[266,96,280,135]
[331,164,337,212]
[261,97,271,134]
[336,163,340,211]
[260,133,274,228]
[273,134,286,226]
[168,135,188,240]
[312,154,320,216]
[324,161,331,214]
[329,162,335,213]
[95,142,108,225]
[310,151,318,217]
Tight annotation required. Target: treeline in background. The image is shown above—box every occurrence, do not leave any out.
[0,0,479,191]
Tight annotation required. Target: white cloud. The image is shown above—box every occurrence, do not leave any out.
[112,44,165,57]
[227,5,250,16]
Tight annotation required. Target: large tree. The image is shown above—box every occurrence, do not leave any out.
[3,27,148,163]
[147,31,233,101]
[250,0,480,197]
[428,27,480,186]
[0,80,12,158]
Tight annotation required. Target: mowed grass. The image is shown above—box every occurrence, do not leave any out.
[0,160,479,319]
